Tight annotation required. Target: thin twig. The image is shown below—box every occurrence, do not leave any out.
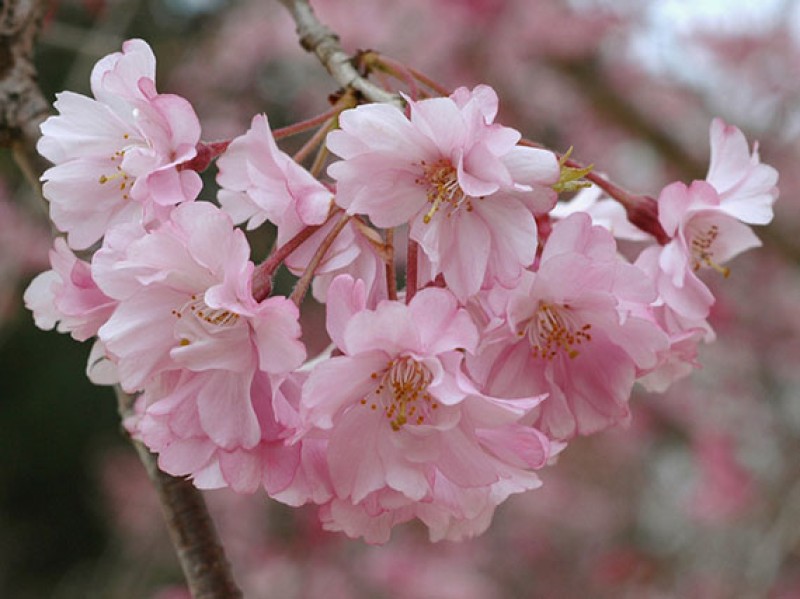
[289,211,351,306]
[276,0,402,107]
[385,227,397,301]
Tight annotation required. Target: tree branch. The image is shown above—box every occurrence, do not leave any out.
[0,0,51,194]
[0,3,243,596]
[276,0,402,107]
[116,389,243,599]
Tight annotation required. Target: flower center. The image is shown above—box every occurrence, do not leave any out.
[415,159,475,223]
[172,293,241,328]
[689,224,730,277]
[98,144,132,200]
[361,357,438,431]
[519,302,592,360]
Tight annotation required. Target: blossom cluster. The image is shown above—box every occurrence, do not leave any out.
[25,40,778,543]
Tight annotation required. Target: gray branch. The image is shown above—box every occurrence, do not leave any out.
[0,0,51,193]
[276,0,402,107]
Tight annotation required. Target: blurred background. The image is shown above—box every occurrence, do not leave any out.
[2,0,800,597]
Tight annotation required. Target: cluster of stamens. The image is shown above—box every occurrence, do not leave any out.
[520,302,592,360]
[171,293,241,330]
[98,144,131,200]
[360,357,437,431]
[415,159,480,223]
[690,224,730,277]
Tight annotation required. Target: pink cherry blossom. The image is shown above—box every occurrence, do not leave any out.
[327,85,559,299]
[706,117,779,225]
[132,370,328,500]
[217,113,386,303]
[94,201,305,393]
[217,113,332,230]
[468,213,668,440]
[298,275,551,542]
[38,39,202,249]
[24,237,117,341]
[90,201,312,495]
[646,180,762,322]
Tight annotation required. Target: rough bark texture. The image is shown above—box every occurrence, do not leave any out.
[0,0,51,192]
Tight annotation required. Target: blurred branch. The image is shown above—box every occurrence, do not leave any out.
[0,0,51,194]
[1,3,243,596]
[276,0,402,106]
[116,389,243,599]
[550,57,706,180]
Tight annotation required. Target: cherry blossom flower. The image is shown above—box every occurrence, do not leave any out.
[38,39,202,250]
[217,113,386,303]
[217,113,332,230]
[468,213,667,440]
[89,201,312,494]
[298,275,551,542]
[24,237,116,341]
[93,201,305,391]
[327,85,559,299]
[706,117,779,225]
[643,180,762,324]
[132,370,328,500]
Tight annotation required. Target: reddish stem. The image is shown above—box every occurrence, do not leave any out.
[252,222,326,302]
[272,103,349,140]
[385,228,398,301]
[406,239,419,304]
[293,118,334,165]
[571,165,669,245]
[178,140,231,173]
[521,138,671,245]
[375,54,420,100]
[407,65,451,97]
[289,212,351,306]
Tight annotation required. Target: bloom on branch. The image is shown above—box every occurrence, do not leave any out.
[38,39,202,249]
[327,85,559,299]
[24,237,117,342]
[468,213,667,440]
[706,117,779,226]
[90,202,309,493]
[217,113,332,230]
[298,275,551,542]
[217,114,387,303]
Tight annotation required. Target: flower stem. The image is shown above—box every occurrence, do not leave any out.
[273,101,349,140]
[369,53,420,100]
[289,211,351,306]
[406,65,451,97]
[385,228,398,300]
[252,221,328,302]
[406,239,419,304]
[520,139,670,244]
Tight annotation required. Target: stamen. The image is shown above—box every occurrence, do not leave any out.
[171,294,241,327]
[415,159,473,223]
[362,357,437,431]
[522,302,592,360]
[690,224,730,278]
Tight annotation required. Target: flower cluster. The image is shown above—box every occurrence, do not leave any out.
[25,40,778,543]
